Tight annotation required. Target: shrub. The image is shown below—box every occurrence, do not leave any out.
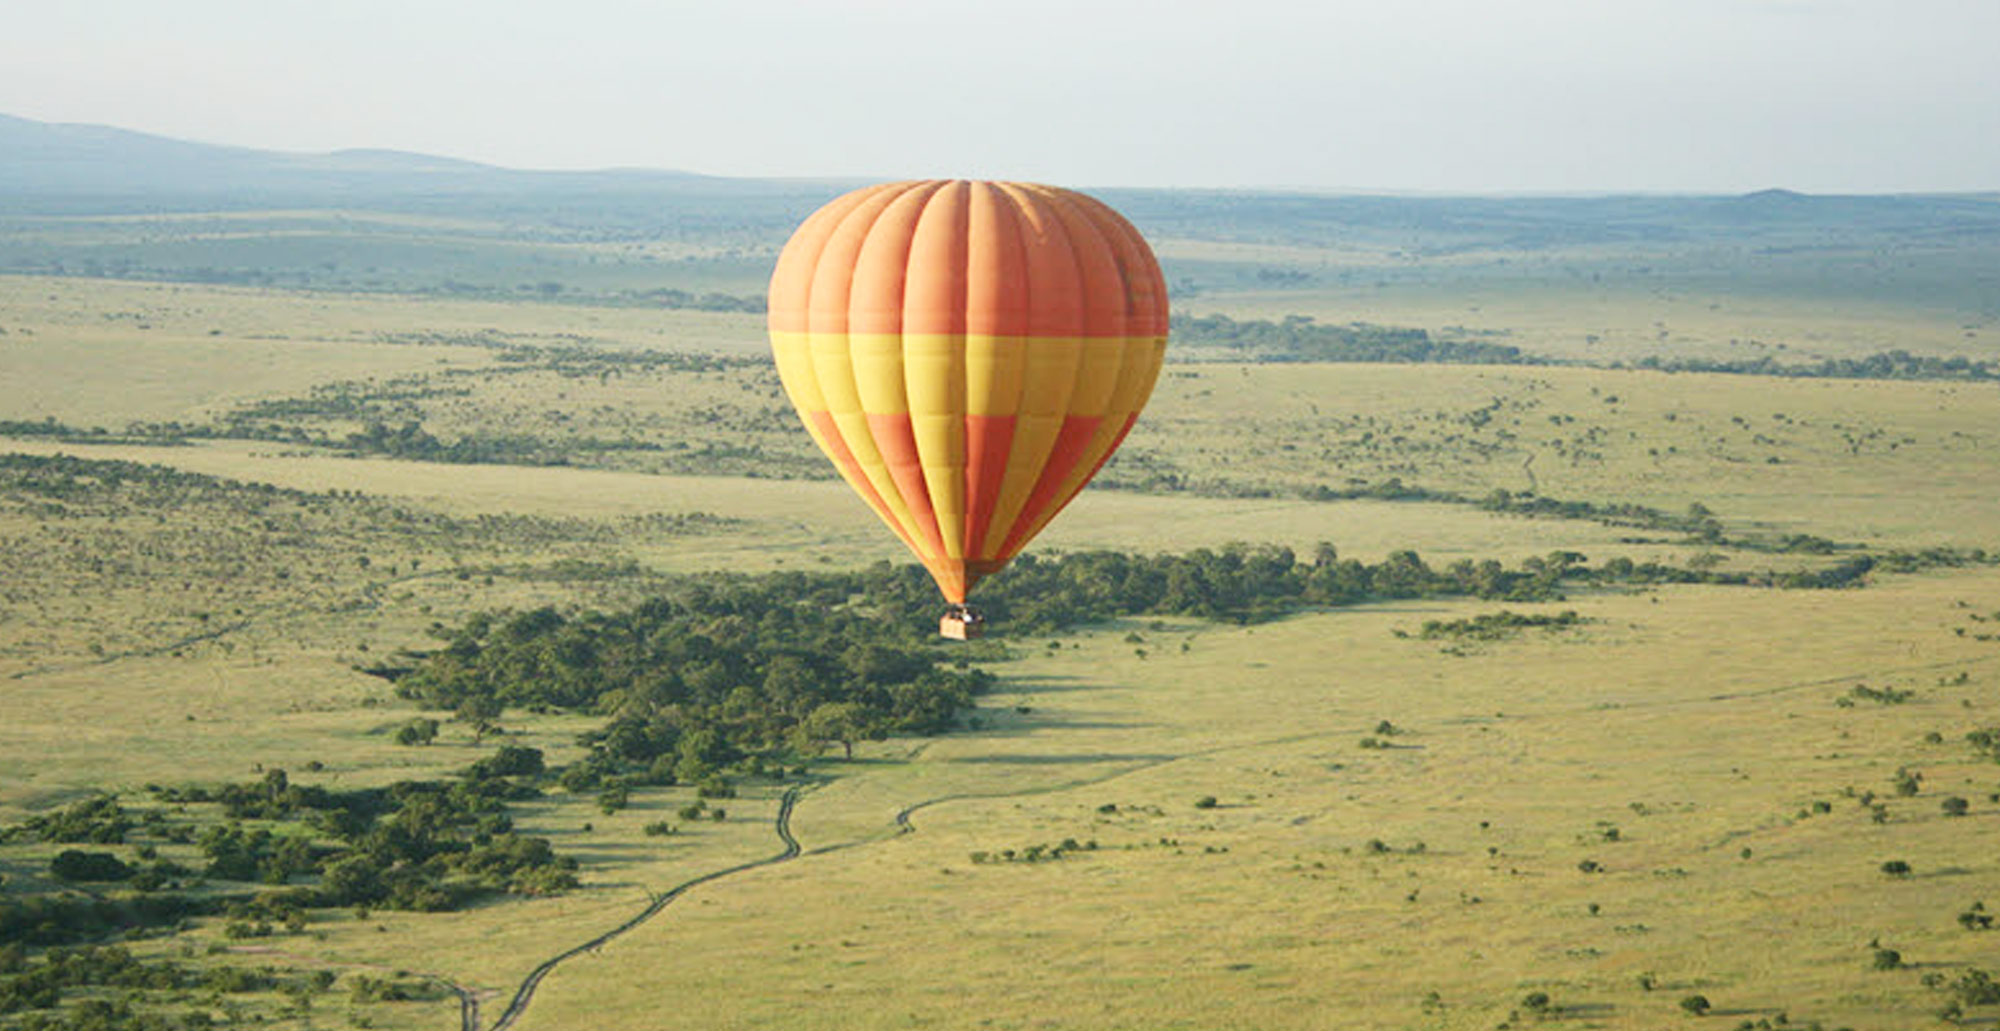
[1882,860,1913,877]
[1942,796,1970,817]
[1194,796,1219,810]
[1948,969,2000,1006]
[49,849,134,882]
[1872,947,1903,970]
[1679,994,1711,1015]
[1893,767,1923,796]
[470,745,544,778]
[394,718,439,746]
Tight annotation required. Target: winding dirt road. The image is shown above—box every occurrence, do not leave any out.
[481,785,804,1031]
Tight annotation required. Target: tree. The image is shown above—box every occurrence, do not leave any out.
[796,702,873,760]
[456,696,503,744]
[320,854,387,905]
[471,745,544,778]
[49,849,133,882]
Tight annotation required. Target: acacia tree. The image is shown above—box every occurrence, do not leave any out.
[796,702,875,760]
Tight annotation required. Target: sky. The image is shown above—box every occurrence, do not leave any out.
[4,0,1997,193]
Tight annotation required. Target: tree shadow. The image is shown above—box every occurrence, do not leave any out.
[989,672,1112,694]
[949,753,1175,766]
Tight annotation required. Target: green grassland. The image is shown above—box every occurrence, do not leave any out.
[4,186,2000,1031]
[529,576,2000,1031]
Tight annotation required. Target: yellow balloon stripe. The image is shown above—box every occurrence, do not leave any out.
[1005,337,1166,555]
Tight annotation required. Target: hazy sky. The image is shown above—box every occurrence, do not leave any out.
[5,0,1996,192]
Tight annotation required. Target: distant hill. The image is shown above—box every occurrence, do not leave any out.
[0,112,835,214]
[6,111,1997,236]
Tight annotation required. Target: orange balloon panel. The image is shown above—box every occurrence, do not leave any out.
[768,180,1169,603]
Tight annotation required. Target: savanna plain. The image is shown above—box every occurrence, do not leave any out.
[3,174,2000,1031]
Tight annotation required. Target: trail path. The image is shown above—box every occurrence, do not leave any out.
[482,785,804,1031]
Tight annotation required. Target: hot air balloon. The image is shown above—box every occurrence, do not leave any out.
[768,180,1169,638]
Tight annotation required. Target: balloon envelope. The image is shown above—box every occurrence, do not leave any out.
[768,180,1169,603]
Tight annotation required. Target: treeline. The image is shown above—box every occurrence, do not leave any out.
[1627,349,2000,382]
[0,942,318,1029]
[392,541,1851,754]
[1144,474,1839,557]
[624,287,766,313]
[1171,313,1531,365]
[2,346,759,461]
[334,420,580,466]
[1162,313,2000,385]
[4,259,771,313]
[2,760,576,950]
[398,544,1634,753]
[967,544,1808,629]
[0,454,301,507]
[1418,609,1583,641]
[396,574,994,777]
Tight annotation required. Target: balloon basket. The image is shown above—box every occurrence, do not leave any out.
[939,605,985,641]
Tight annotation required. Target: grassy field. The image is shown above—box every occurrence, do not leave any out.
[527,571,2000,1031]
[4,227,2000,1031]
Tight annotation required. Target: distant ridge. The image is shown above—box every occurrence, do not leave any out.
[2,111,1995,242]
[0,111,744,204]
[309,148,502,173]
[1739,187,1809,202]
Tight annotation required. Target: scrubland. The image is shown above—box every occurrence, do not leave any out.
[3,194,1999,1031]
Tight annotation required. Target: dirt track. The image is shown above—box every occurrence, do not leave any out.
[481,785,804,1031]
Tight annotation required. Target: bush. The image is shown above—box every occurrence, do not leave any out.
[1193,796,1219,810]
[1893,767,1923,796]
[394,718,439,746]
[49,849,134,882]
[1882,859,1913,877]
[1679,994,1711,1015]
[470,746,544,778]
